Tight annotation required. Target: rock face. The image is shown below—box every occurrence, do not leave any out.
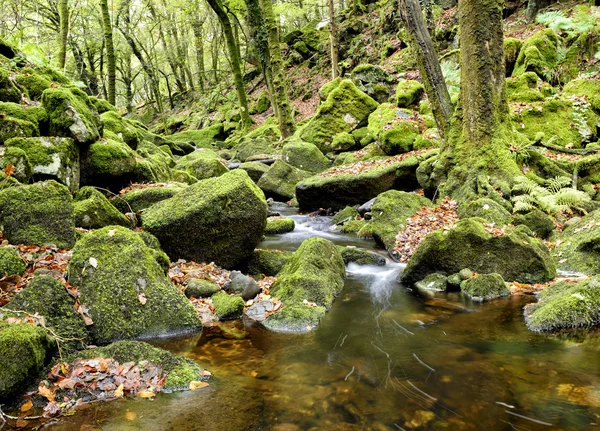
[525,277,600,332]
[370,190,432,252]
[400,218,556,285]
[299,79,379,152]
[0,180,75,248]
[0,322,53,401]
[142,169,268,269]
[257,160,311,201]
[74,187,130,229]
[5,137,80,192]
[69,226,201,344]
[264,237,346,332]
[552,210,600,275]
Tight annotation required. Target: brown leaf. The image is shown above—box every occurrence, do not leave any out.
[114,383,124,398]
[38,383,55,402]
[189,381,209,390]
[20,400,33,412]
[3,164,15,177]
[138,389,156,398]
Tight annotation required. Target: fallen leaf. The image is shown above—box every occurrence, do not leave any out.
[89,257,98,268]
[114,384,124,398]
[108,229,117,237]
[20,400,33,412]
[138,390,156,398]
[189,381,209,390]
[138,293,147,305]
[38,383,55,402]
[3,164,15,177]
[125,411,137,421]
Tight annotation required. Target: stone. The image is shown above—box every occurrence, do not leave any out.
[73,187,130,229]
[415,273,448,292]
[396,79,424,108]
[264,216,295,234]
[211,292,245,320]
[226,271,261,300]
[257,160,311,201]
[112,183,187,213]
[185,279,220,298]
[175,149,229,181]
[282,139,330,173]
[457,198,511,226]
[460,273,509,302]
[0,246,26,276]
[338,246,385,266]
[80,139,138,191]
[243,249,293,276]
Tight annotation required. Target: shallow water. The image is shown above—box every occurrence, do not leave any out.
[46,209,600,431]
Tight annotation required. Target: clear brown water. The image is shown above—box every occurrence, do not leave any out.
[44,211,600,431]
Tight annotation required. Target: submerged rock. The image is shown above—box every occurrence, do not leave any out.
[400,218,556,285]
[264,237,345,332]
[69,226,201,344]
[142,169,268,269]
[460,273,509,302]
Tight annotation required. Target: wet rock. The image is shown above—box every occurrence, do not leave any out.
[338,246,385,266]
[245,300,275,322]
[265,216,295,234]
[243,249,293,276]
[212,291,245,320]
[460,273,509,302]
[415,273,448,292]
[358,198,376,216]
[226,271,261,300]
[185,279,220,298]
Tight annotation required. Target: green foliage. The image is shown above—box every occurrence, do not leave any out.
[511,176,591,215]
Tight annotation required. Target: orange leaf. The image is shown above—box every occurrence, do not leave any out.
[189,381,209,390]
[3,164,15,177]
[138,390,156,398]
[20,400,33,412]
[114,384,124,398]
[38,383,55,402]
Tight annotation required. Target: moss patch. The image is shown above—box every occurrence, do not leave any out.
[74,187,130,229]
[265,216,295,235]
[0,246,26,276]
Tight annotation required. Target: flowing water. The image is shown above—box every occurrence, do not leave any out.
[47,208,600,431]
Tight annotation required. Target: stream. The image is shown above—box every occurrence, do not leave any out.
[47,205,600,431]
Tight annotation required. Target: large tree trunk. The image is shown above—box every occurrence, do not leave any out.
[100,0,116,105]
[432,0,523,202]
[206,0,252,131]
[57,0,69,70]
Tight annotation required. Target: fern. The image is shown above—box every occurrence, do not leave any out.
[546,176,572,193]
[511,176,591,215]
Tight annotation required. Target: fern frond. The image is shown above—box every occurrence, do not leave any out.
[546,176,572,193]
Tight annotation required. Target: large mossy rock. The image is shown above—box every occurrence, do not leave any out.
[506,72,544,103]
[238,161,270,183]
[400,218,556,285]
[512,28,559,77]
[69,226,201,344]
[15,65,69,101]
[101,111,141,149]
[524,277,600,332]
[80,139,137,190]
[0,146,32,183]
[395,79,424,108]
[41,87,102,144]
[170,124,226,149]
[0,322,53,401]
[263,237,345,332]
[74,187,130,229]
[5,137,80,192]
[72,340,208,392]
[457,198,512,226]
[281,139,330,173]
[299,79,379,152]
[350,64,392,103]
[9,275,88,348]
[0,246,26,276]
[371,190,432,251]
[552,210,600,275]
[0,102,46,144]
[257,160,311,201]
[233,137,279,162]
[175,149,229,181]
[296,153,425,211]
[367,104,423,155]
[142,169,268,269]
[460,273,509,302]
[0,67,21,103]
[0,180,75,248]
[113,184,187,213]
[243,249,293,276]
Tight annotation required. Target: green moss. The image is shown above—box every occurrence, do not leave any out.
[175,149,229,180]
[379,122,420,155]
[371,190,432,252]
[415,273,448,292]
[506,72,544,102]
[0,102,47,128]
[457,198,511,225]
[262,304,326,333]
[112,184,186,213]
[340,219,369,234]
[9,275,89,349]
[0,180,75,248]
[395,80,424,108]
[90,96,118,114]
[318,78,342,101]
[0,114,38,144]
[244,249,293,276]
[170,125,224,149]
[69,226,201,344]
[281,138,330,173]
[211,291,244,320]
[74,187,130,228]
[0,146,32,183]
[460,273,509,302]
[185,279,220,298]
[512,28,560,77]
[563,77,600,114]
[512,209,554,239]
[238,161,270,183]
[232,137,279,162]
[15,72,51,101]
[0,322,53,401]
[0,67,21,103]
[257,160,311,201]
[299,79,379,152]
[265,216,295,235]
[101,111,141,149]
[0,246,25,276]
[253,91,271,114]
[337,246,384,266]
[41,87,101,144]
[401,218,556,285]
[331,132,357,153]
[525,277,600,332]
[332,206,360,225]
[172,169,198,185]
[81,139,138,190]
[142,169,268,269]
[504,37,523,76]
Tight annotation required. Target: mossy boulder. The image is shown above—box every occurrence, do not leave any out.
[90,96,118,114]
[5,137,80,192]
[331,132,358,153]
[264,237,345,332]
[368,104,422,155]
[0,322,53,401]
[281,139,330,173]
[457,198,511,226]
[395,80,424,108]
[400,218,556,285]
[232,137,278,162]
[175,149,229,181]
[460,273,509,302]
[552,210,600,275]
[9,275,88,349]
[74,187,130,228]
[15,66,69,101]
[318,77,342,101]
[142,169,268,269]
[351,64,392,103]
[238,161,270,183]
[296,154,425,211]
[506,72,544,102]
[133,141,174,184]
[563,77,600,114]
[0,180,75,248]
[112,184,187,213]
[101,111,141,149]
[415,273,448,292]
[512,28,559,78]
[0,247,25,276]
[524,277,600,332]
[338,246,385,266]
[80,139,137,190]
[371,190,432,252]
[69,226,201,344]
[332,206,360,225]
[185,279,220,298]
[265,216,295,234]
[257,160,311,201]
[512,209,554,239]
[504,37,523,76]
[299,79,379,152]
[212,292,244,320]
[0,146,32,183]
[0,103,42,144]
[72,340,208,392]
[170,125,226,149]
[41,87,102,144]
[243,249,293,276]
[252,91,271,114]
[0,67,21,103]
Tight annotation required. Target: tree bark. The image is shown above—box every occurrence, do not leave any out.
[328,0,338,79]
[57,0,69,70]
[192,14,207,91]
[206,0,252,131]
[526,0,539,23]
[400,0,452,142]
[100,0,116,105]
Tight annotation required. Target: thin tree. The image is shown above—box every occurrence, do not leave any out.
[328,0,338,78]
[100,0,116,105]
[58,0,69,69]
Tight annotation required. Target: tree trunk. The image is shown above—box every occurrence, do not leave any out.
[432,0,523,202]
[400,0,452,142]
[261,0,295,137]
[193,15,207,91]
[328,0,338,79]
[57,0,69,70]
[100,0,116,105]
[526,0,539,23]
[206,0,252,131]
